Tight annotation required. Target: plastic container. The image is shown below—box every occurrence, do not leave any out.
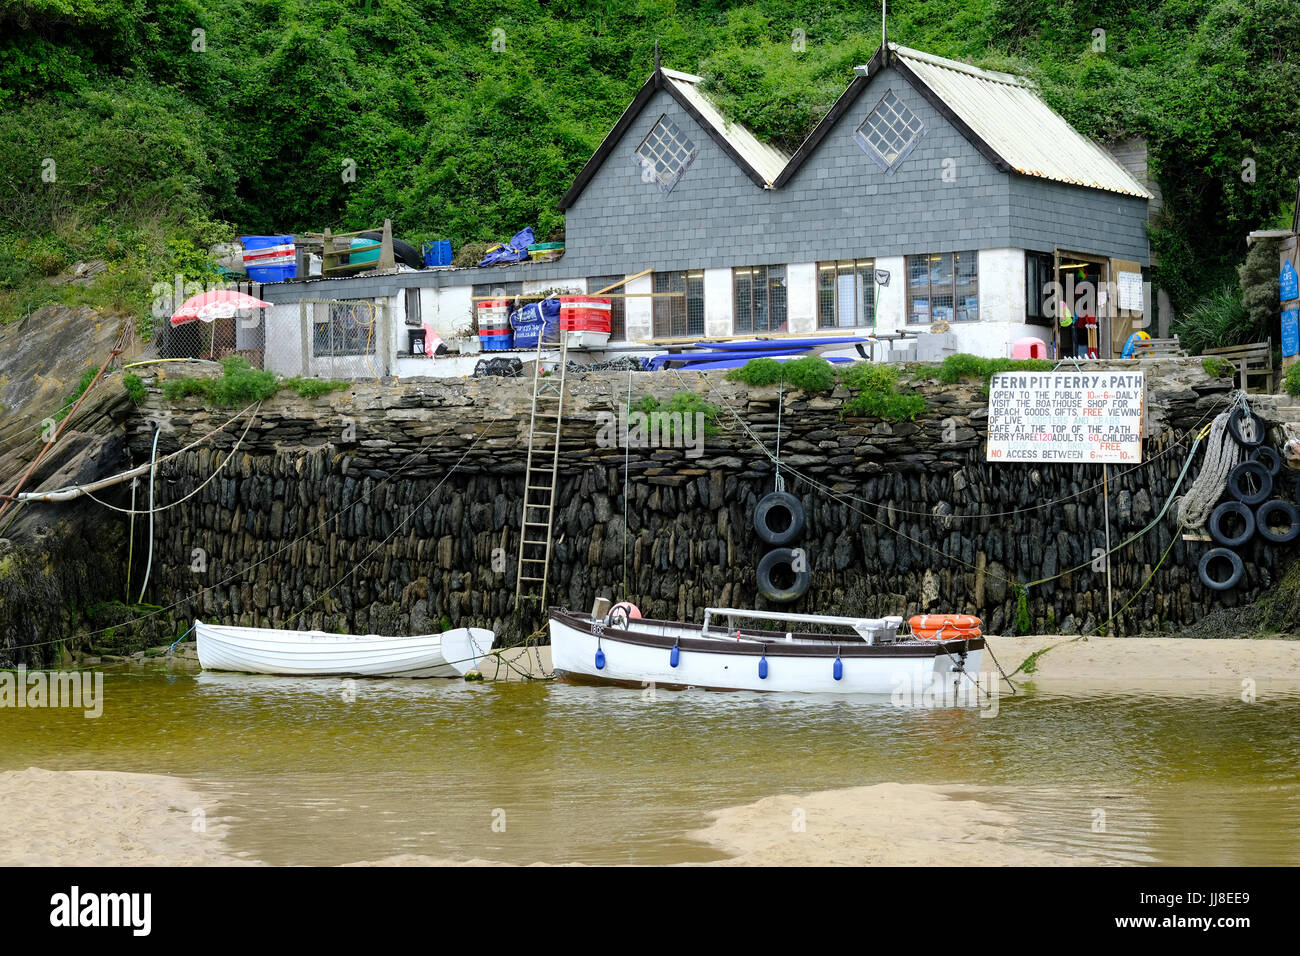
[560,295,612,347]
[1011,336,1048,359]
[240,235,297,282]
[349,236,380,265]
[422,240,453,267]
[527,242,564,261]
[477,298,513,351]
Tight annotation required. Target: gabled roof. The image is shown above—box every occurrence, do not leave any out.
[561,43,1152,209]
[557,68,790,210]
[887,45,1151,198]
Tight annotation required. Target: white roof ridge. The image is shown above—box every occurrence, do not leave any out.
[889,44,1029,87]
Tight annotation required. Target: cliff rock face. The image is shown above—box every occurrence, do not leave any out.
[116,359,1287,643]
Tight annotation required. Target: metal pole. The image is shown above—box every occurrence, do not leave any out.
[1103,464,1114,629]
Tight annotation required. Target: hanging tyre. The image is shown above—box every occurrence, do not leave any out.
[1208,501,1256,547]
[1250,445,1282,476]
[1198,548,1244,591]
[753,491,805,546]
[756,547,811,603]
[1256,499,1300,544]
[1227,408,1266,449]
[1228,461,1273,506]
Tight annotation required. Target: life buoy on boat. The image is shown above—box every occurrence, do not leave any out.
[756,547,811,603]
[911,626,982,641]
[909,614,981,632]
[753,491,805,546]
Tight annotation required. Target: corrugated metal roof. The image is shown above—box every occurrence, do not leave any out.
[888,45,1152,199]
[661,68,792,187]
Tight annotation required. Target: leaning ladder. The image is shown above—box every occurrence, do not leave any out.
[514,333,569,607]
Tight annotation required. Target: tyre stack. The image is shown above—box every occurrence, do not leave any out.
[1200,409,1298,591]
[753,490,810,603]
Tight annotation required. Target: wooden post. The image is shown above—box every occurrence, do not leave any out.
[379,219,396,271]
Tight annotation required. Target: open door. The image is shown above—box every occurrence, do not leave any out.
[1109,258,1144,358]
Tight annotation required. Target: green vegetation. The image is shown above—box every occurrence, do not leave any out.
[122,373,147,405]
[935,354,1056,387]
[54,368,98,422]
[1286,363,1300,398]
[1171,285,1249,354]
[1,1,1297,333]
[631,392,721,437]
[725,357,784,387]
[161,356,349,407]
[1202,357,1229,378]
[839,363,927,420]
[724,354,835,391]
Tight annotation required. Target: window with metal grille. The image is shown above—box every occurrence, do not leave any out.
[1025,252,1053,327]
[817,260,876,328]
[635,115,698,192]
[855,90,924,171]
[734,265,788,334]
[652,270,704,338]
[587,276,628,340]
[472,281,523,301]
[314,300,376,356]
[906,252,979,325]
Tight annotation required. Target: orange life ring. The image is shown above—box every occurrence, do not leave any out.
[912,626,982,641]
[909,614,981,632]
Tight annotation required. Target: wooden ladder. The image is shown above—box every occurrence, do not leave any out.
[514,333,569,608]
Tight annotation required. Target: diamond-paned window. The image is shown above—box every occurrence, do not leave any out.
[634,115,698,192]
[855,90,924,171]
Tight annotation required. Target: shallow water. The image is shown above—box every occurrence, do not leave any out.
[2,662,1298,865]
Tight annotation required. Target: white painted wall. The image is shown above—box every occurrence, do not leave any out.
[704,267,732,338]
[874,255,906,333]
[787,262,817,334]
[264,303,302,376]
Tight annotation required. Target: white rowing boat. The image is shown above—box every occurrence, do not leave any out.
[194,619,495,678]
[549,606,982,695]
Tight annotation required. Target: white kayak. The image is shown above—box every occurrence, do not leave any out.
[194,619,495,678]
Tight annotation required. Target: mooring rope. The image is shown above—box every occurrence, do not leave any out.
[1175,396,1249,529]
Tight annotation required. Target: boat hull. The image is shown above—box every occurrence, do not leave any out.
[194,619,462,678]
[549,610,982,695]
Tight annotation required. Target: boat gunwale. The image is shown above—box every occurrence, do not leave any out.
[549,608,983,659]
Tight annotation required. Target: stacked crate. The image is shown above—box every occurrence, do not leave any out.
[559,296,612,348]
[477,298,513,350]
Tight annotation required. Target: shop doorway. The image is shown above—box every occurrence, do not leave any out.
[1053,249,1109,359]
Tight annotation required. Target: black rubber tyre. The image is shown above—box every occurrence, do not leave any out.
[753,491,805,546]
[1198,548,1244,591]
[1227,408,1266,448]
[359,230,424,270]
[1208,501,1256,548]
[1256,499,1300,544]
[1250,445,1282,476]
[756,547,811,603]
[1228,461,1273,506]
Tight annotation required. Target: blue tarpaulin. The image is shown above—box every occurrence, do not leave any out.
[510,296,561,348]
[478,227,535,267]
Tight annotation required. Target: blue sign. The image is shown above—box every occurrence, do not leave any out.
[1282,259,1299,302]
[1283,308,1299,358]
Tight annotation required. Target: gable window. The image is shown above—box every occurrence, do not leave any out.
[734,265,788,334]
[817,260,876,328]
[652,270,705,338]
[313,300,375,356]
[1025,252,1053,327]
[635,115,697,192]
[587,275,628,341]
[906,252,979,325]
[855,90,925,172]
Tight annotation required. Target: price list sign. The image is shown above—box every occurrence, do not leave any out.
[987,371,1144,463]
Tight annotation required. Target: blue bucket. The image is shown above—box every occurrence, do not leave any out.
[423,240,453,267]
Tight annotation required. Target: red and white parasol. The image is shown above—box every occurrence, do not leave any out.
[170,290,272,326]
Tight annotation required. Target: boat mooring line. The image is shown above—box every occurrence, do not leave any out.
[3,421,465,652]
[136,424,162,605]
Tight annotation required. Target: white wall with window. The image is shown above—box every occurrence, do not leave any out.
[732,264,788,335]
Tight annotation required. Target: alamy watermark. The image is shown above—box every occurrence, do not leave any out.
[1,664,104,718]
[596,408,707,459]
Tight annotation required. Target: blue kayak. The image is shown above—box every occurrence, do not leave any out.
[675,355,855,370]
[696,336,872,351]
[649,347,812,370]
